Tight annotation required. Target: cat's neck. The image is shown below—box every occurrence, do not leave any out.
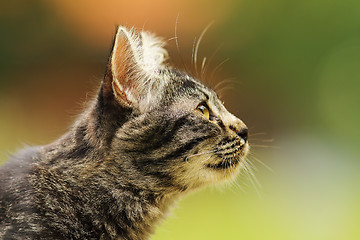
[36,104,182,239]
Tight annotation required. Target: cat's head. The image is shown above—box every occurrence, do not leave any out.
[99,26,249,190]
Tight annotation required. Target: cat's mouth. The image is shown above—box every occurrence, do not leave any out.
[205,158,240,169]
[205,141,249,170]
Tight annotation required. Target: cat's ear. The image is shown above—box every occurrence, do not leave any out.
[103,26,168,110]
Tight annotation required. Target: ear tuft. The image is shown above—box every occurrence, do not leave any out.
[107,26,169,110]
[140,31,168,73]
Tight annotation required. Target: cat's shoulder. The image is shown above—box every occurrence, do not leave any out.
[0,146,40,187]
[0,147,44,238]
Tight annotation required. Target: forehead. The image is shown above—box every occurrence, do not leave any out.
[164,70,216,100]
[170,70,229,114]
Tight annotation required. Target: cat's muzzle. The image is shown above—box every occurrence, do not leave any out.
[206,137,249,170]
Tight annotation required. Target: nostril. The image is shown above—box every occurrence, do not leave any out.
[237,128,248,142]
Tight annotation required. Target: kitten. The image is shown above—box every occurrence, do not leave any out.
[0,26,249,239]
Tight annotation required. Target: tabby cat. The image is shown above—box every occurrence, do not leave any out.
[0,26,249,239]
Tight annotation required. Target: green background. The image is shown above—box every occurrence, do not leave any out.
[1,0,359,239]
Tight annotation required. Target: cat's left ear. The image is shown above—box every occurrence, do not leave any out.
[102,26,168,110]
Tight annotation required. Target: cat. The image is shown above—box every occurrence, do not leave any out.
[0,26,249,240]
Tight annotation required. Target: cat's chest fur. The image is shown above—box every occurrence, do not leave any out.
[0,26,249,239]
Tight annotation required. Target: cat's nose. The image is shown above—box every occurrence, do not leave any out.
[226,113,248,143]
[237,127,248,143]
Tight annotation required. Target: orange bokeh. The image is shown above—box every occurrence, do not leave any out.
[44,0,236,47]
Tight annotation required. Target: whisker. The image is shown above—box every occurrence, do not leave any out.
[249,138,275,143]
[209,58,229,82]
[231,179,246,192]
[191,36,197,75]
[243,160,262,199]
[194,21,215,78]
[251,156,274,173]
[200,155,213,163]
[213,78,236,92]
[229,158,243,192]
[206,43,224,86]
[245,158,257,171]
[200,57,207,80]
[239,160,249,177]
[187,149,217,159]
[174,14,190,73]
[217,86,236,98]
[245,159,261,187]
[224,158,228,181]
[167,36,178,41]
[250,144,280,149]
[248,132,267,137]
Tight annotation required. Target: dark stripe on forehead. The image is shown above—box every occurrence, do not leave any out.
[182,78,197,89]
[194,85,210,100]
[216,118,226,131]
[203,92,210,100]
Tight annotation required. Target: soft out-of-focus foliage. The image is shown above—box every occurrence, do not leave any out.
[1,1,359,239]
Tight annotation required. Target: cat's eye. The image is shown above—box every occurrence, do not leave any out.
[197,104,210,120]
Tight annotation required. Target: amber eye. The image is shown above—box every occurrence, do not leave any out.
[197,104,210,120]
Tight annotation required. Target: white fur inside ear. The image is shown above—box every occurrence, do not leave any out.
[117,26,168,74]
[140,31,168,72]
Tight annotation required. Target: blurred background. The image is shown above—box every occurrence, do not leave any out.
[1,0,359,239]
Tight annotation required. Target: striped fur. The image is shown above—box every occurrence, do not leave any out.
[0,26,249,239]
